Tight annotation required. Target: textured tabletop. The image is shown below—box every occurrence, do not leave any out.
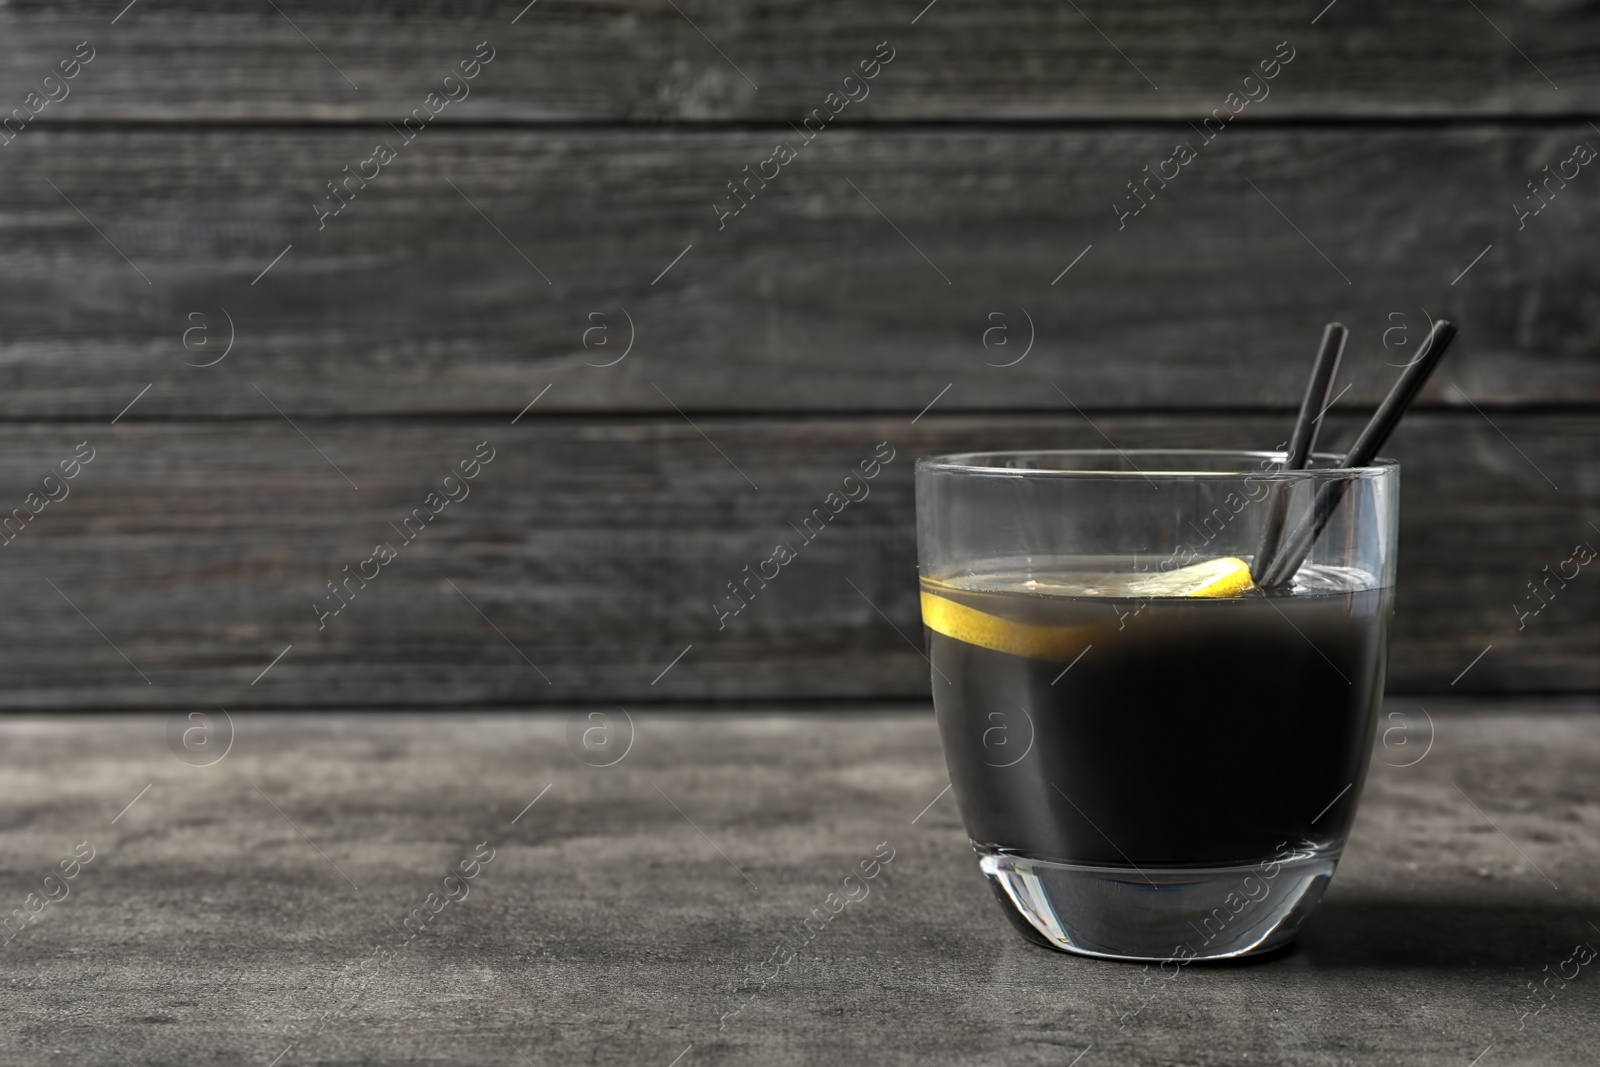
[1,701,1597,1066]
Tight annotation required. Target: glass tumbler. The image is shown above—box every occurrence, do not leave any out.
[914,450,1398,961]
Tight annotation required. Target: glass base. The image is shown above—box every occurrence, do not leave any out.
[977,844,1340,961]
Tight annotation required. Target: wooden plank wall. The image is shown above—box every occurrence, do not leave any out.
[0,1,1593,708]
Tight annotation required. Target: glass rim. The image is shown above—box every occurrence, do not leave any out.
[915,448,1398,479]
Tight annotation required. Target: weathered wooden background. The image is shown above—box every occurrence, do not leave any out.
[0,1,1593,708]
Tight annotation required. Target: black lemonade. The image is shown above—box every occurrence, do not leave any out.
[925,558,1390,868]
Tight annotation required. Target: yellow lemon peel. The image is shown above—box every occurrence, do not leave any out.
[919,589,1092,661]
[1126,556,1254,599]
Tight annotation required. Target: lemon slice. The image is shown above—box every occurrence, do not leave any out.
[920,588,1092,661]
[919,557,1253,661]
[1126,556,1254,599]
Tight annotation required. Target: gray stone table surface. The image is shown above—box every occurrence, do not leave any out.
[1,699,1597,1066]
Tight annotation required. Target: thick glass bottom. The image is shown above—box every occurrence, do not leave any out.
[977,843,1340,961]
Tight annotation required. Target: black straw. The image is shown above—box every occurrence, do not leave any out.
[1336,319,1458,466]
[1257,319,1458,589]
[1251,323,1347,584]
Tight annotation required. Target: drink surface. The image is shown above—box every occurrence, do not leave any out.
[926,558,1389,867]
